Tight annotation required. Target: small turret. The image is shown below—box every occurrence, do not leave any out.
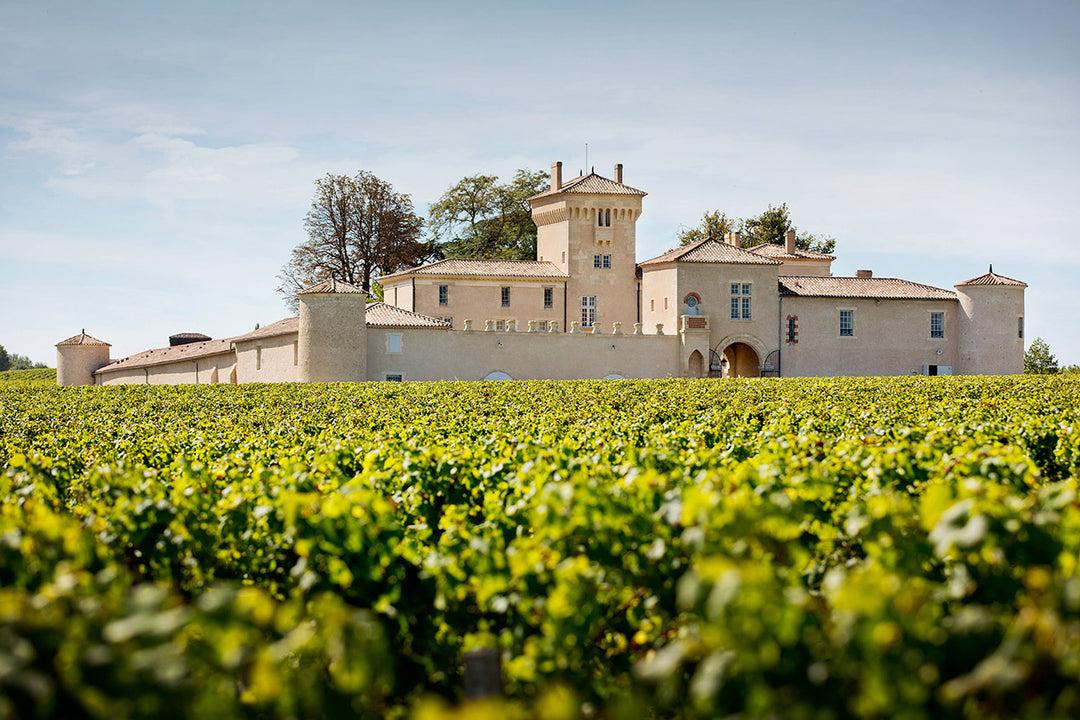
[955,267,1027,375]
[296,277,369,382]
[55,330,111,386]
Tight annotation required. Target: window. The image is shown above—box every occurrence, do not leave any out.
[603,254,611,269]
[387,333,402,353]
[930,312,944,338]
[581,296,596,327]
[730,283,751,320]
[495,319,506,331]
[598,210,603,227]
[501,287,510,307]
[839,310,854,337]
[650,299,655,312]
[594,254,602,269]
[664,297,668,310]
[438,285,448,306]
[293,340,298,366]
[543,287,553,309]
[439,317,453,326]
[786,316,798,345]
[1018,317,1024,339]
[536,320,549,332]
[385,374,403,382]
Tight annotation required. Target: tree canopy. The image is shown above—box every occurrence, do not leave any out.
[0,345,47,371]
[678,203,837,255]
[277,172,429,312]
[428,169,548,260]
[1024,337,1060,375]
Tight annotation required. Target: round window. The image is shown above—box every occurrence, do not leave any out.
[686,296,698,308]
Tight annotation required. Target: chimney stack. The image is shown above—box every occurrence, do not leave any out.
[550,161,562,192]
[856,269,873,278]
[731,231,742,248]
[785,230,797,254]
[614,163,623,183]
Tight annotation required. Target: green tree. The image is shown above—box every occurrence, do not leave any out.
[277,172,429,312]
[677,210,738,246]
[428,169,548,260]
[0,345,9,372]
[679,203,836,254]
[1024,337,1059,375]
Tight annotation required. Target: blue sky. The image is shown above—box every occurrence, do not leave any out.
[3,0,1078,366]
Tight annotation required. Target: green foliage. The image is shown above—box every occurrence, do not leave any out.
[277,171,429,311]
[428,170,548,260]
[1026,337,1060,375]
[0,344,47,371]
[0,368,56,386]
[2,376,1079,719]
[679,203,837,254]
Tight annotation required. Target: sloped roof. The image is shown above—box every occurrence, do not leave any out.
[96,338,236,374]
[298,278,368,295]
[779,276,957,300]
[955,268,1027,287]
[380,258,569,282]
[56,331,110,347]
[232,316,299,343]
[529,172,647,200]
[639,237,782,267]
[365,302,451,328]
[747,243,836,261]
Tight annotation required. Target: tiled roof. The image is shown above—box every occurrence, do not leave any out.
[747,243,835,261]
[232,316,299,343]
[56,331,110,347]
[529,172,647,200]
[779,276,957,300]
[380,259,569,282]
[955,269,1027,287]
[96,338,236,374]
[365,303,451,328]
[639,238,782,266]
[298,278,368,295]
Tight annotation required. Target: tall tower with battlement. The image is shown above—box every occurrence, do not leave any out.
[528,162,645,331]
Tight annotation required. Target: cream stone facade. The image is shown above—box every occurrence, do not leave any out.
[57,163,1026,386]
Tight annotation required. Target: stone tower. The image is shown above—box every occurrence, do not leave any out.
[529,162,645,331]
[55,331,111,386]
[955,267,1027,375]
[297,278,369,382]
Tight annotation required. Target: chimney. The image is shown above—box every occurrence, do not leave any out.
[614,163,623,183]
[550,161,562,192]
[731,231,742,248]
[856,269,873,278]
[785,230,797,254]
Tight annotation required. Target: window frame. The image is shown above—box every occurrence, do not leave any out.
[387,333,403,353]
[438,284,448,306]
[930,311,944,339]
[730,282,752,321]
[543,286,553,309]
[581,295,596,328]
[500,286,511,308]
[839,309,854,337]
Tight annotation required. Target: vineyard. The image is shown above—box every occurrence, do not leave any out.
[2,374,1079,719]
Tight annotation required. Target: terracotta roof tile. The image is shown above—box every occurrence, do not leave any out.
[232,317,299,343]
[96,338,235,374]
[529,172,647,200]
[639,238,781,266]
[298,278,368,295]
[747,243,836,260]
[56,331,111,347]
[380,259,569,282]
[955,269,1027,287]
[779,276,957,300]
[365,302,451,328]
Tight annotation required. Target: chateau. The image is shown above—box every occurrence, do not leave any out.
[56,163,1026,386]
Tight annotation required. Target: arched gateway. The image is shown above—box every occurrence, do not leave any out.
[714,334,769,378]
